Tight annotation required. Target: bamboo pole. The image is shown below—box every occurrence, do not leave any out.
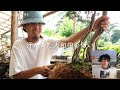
[2,30,11,36]
[11,11,18,48]
[43,11,58,18]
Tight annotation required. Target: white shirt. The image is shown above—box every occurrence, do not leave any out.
[92,65,117,79]
[9,38,61,79]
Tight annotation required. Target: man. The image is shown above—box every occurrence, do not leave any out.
[9,11,110,79]
[92,54,117,79]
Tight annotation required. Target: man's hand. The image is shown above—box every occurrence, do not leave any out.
[37,66,52,77]
[93,16,110,31]
[12,66,53,79]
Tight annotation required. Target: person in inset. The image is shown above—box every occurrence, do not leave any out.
[9,11,110,79]
[92,54,117,79]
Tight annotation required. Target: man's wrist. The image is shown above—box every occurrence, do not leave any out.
[34,67,41,74]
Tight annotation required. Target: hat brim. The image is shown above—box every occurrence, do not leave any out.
[19,18,45,27]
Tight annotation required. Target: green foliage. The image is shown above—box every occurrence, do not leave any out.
[0,35,10,55]
[116,39,120,45]
[109,45,120,54]
[63,47,73,57]
[0,35,9,47]
[59,17,73,37]
[43,28,56,36]
[59,17,89,37]
[98,44,120,54]
[43,28,63,38]
[100,23,120,43]
[72,60,92,71]
[111,29,120,43]
[76,22,89,32]
[101,33,109,42]
[64,11,93,23]
[104,42,112,47]
[52,33,63,38]
[78,48,84,59]
[65,11,78,19]
[98,39,104,47]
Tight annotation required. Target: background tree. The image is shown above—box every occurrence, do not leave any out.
[59,17,73,37]
[111,29,120,43]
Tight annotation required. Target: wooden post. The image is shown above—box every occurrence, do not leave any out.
[11,11,18,48]
[73,16,76,51]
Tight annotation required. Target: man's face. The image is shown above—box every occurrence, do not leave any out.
[23,23,43,38]
[101,59,109,69]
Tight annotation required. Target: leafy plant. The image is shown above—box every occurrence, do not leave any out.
[72,60,92,71]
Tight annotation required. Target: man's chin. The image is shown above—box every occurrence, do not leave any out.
[32,36,40,40]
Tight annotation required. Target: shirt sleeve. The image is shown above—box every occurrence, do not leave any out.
[9,41,24,77]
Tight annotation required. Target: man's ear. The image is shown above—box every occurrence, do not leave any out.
[23,25,26,32]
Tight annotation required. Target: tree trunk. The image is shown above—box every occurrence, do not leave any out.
[86,11,107,62]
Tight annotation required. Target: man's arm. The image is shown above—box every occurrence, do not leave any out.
[61,16,110,45]
[13,67,39,79]
[13,66,51,79]
[61,27,89,44]
[9,41,51,79]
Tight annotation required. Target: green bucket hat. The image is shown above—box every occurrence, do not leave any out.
[20,11,45,26]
